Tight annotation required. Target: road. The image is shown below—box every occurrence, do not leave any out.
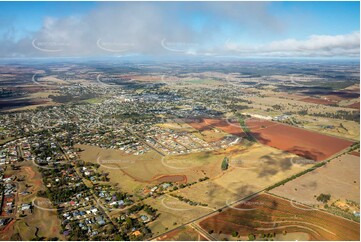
[151,145,355,241]
[56,141,120,231]
[124,128,166,157]
[150,190,265,241]
[190,222,217,241]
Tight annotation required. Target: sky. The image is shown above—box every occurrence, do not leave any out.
[0,1,359,59]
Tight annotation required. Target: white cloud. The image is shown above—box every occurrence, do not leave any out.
[0,2,358,58]
[226,32,360,57]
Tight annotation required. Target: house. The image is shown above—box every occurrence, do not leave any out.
[0,219,7,226]
[140,215,149,222]
[162,183,171,189]
[91,208,98,214]
[273,115,290,121]
[132,230,142,237]
[95,216,105,225]
[21,203,31,211]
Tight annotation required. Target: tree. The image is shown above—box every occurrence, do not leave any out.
[248,233,256,241]
[125,217,133,229]
[317,193,331,203]
[221,157,229,171]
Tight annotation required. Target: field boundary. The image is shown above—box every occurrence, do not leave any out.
[151,145,356,241]
[266,192,360,225]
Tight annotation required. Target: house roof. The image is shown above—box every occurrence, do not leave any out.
[132,230,141,236]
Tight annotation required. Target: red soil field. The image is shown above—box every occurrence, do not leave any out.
[300,97,337,105]
[199,193,360,241]
[185,118,245,137]
[245,118,353,161]
[347,102,360,110]
[350,151,360,157]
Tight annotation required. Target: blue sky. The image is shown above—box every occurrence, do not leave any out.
[0,1,359,58]
[0,2,96,39]
[269,2,359,36]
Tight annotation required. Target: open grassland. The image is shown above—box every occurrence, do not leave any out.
[75,144,154,193]
[196,129,228,143]
[75,143,248,193]
[77,141,315,237]
[144,195,211,237]
[198,193,360,241]
[270,154,360,205]
[292,115,359,141]
[154,225,207,241]
[147,143,314,235]
[248,93,358,115]
[156,121,195,133]
[168,143,312,209]
[37,75,70,85]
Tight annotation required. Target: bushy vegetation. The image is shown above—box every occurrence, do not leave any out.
[221,157,229,170]
[317,193,331,203]
[349,142,360,151]
[169,194,208,207]
[237,114,257,142]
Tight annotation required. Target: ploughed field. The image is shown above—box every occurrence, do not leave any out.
[300,97,337,106]
[347,101,360,110]
[245,118,353,161]
[198,193,360,241]
[185,118,245,137]
[185,117,353,161]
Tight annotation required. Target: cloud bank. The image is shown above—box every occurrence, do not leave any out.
[226,32,360,57]
[0,2,359,58]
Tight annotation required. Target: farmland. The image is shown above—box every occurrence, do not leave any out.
[300,97,338,106]
[271,154,360,203]
[197,193,360,241]
[291,115,360,141]
[154,225,207,241]
[0,59,359,241]
[185,118,245,137]
[245,118,354,161]
[270,154,360,222]
[142,142,315,235]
